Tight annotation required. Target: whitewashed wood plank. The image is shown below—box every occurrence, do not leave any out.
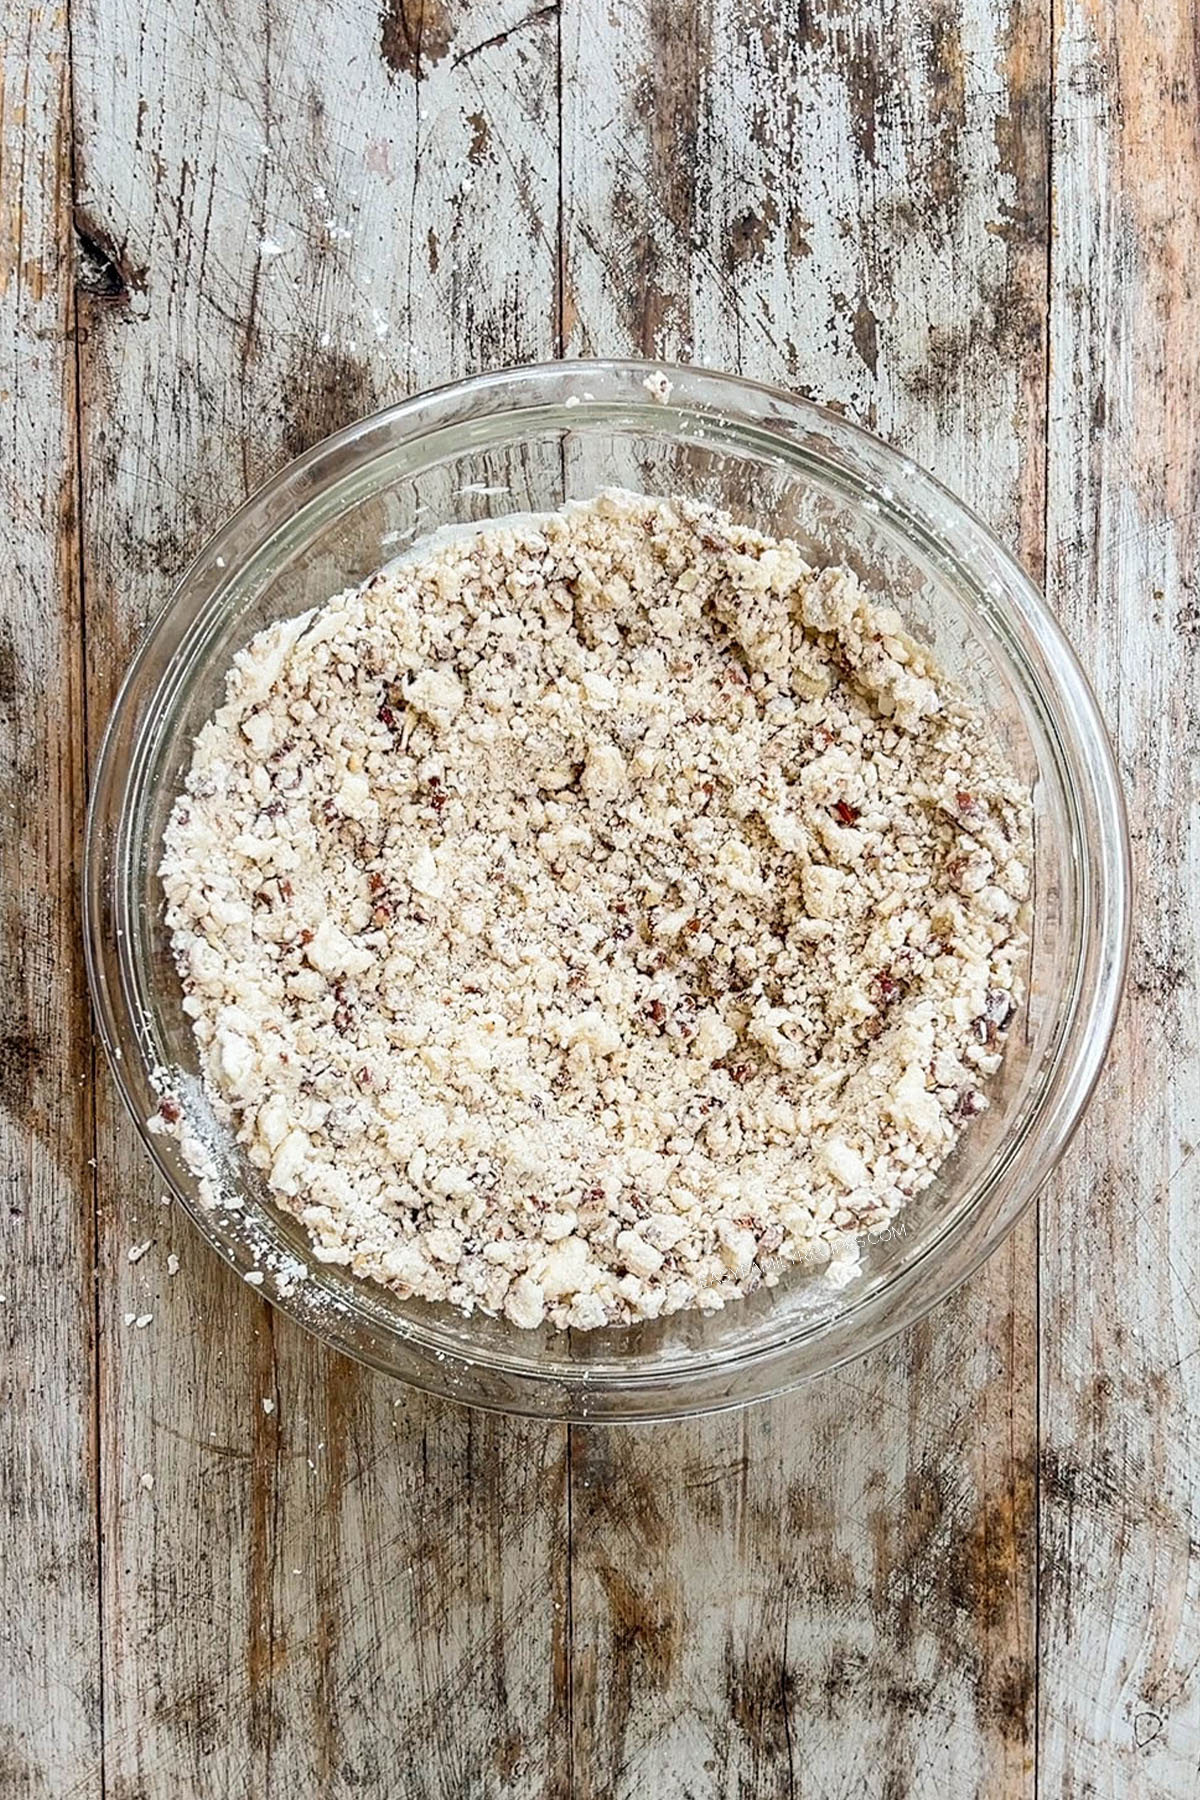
[562,0,1047,1793]
[1040,1,1200,1794]
[72,1,568,1792]
[0,7,102,1795]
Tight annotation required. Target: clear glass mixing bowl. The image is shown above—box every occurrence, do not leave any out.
[84,360,1129,1420]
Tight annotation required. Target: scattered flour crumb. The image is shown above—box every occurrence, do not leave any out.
[140,1472,154,1491]
[127,1240,151,1264]
[244,1270,265,1287]
[166,1253,180,1277]
[262,1397,276,1415]
[134,1313,153,1329]
[643,369,673,404]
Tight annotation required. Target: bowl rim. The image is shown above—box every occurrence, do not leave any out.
[83,356,1131,1420]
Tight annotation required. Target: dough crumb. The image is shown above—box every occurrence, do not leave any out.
[159,492,1030,1330]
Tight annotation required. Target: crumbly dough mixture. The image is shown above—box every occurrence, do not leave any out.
[160,492,1031,1330]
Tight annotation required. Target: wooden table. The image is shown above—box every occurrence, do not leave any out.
[3,0,1195,1793]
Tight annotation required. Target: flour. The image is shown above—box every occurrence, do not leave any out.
[158,492,1031,1330]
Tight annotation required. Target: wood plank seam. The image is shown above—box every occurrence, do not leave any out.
[1035,2,1057,1790]
[63,6,108,1792]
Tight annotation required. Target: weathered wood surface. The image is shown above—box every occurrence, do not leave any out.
[562,3,1045,1793]
[0,5,102,1796]
[1039,0,1200,1792]
[70,3,569,1796]
[2,0,1195,1793]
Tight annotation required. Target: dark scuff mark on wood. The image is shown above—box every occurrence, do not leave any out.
[949,1463,1037,1745]
[981,1657,1036,1741]
[841,17,883,167]
[453,4,558,70]
[1129,942,1191,999]
[596,1562,682,1690]
[1039,1442,1164,1522]
[246,1305,282,1765]
[992,0,1051,577]
[280,347,379,461]
[466,109,491,164]
[616,2,707,357]
[310,1357,361,1788]
[782,1484,857,1595]
[853,293,880,375]
[379,0,454,81]
[725,196,779,268]
[73,209,146,302]
[724,1638,793,1772]
[923,1,966,212]
[786,207,813,259]
[571,1430,670,1550]
[903,278,1043,419]
[947,1466,1036,1632]
[493,1729,525,1781]
[0,625,17,712]
[0,1032,43,1115]
[75,228,125,299]
[586,1555,682,1775]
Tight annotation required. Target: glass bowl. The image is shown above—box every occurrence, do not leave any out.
[84,360,1129,1421]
